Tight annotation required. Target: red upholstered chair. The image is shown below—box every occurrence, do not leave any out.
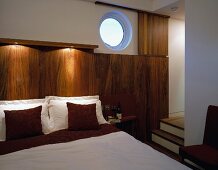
[179,105,218,170]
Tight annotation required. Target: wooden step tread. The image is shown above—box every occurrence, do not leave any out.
[160,118,184,130]
[152,129,184,146]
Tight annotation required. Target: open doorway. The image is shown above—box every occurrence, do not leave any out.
[151,0,185,156]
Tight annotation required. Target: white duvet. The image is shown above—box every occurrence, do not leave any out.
[0,132,190,170]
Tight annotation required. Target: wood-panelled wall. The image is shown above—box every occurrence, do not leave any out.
[0,45,168,141]
[138,12,169,56]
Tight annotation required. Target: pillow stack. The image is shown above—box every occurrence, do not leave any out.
[0,99,50,141]
[0,95,107,141]
[46,95,107,133]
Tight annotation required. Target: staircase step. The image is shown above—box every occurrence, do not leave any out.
[152,129,184,154]
[152,129,184,146]
[161,117,184,130]
[160,121,184,138]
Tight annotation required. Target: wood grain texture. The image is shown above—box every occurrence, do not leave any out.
[138,12,168,56]
[138,12,148,55]
[93,54,168,140]
[147,14,168,55]
[0,45,168,141]
[0,45,40,100]
[39,48,74,97]
[0,46,9,99]
[147,57,169,131]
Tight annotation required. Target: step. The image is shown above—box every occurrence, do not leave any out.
[152,129,184,154]
[161,115,184,129]
[160,120,184,139]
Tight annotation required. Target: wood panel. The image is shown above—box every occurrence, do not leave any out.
[0,45,168,141]
[147,14,168,55]
[39,48,74,97]
[0,46,9,99]
[147,57,169,131]
[39,48,97,97]
[93,54,168,140]
[138,12,168,56]
[138,12,148,55]
[0,45,40,100]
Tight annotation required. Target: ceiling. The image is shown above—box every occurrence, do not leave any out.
[154,0,185,20]
[82,0,185,20]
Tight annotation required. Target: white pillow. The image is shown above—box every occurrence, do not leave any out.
[48,99,107,132]
[0,100,51,141]
[45,95,99,104]
[0,98,45,105]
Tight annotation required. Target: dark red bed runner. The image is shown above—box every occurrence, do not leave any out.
[0,124,119,155]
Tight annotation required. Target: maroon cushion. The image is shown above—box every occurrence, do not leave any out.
[67,102,100,131]
[4,106,43,140]
[204,105,218,149]
[180,144,218,168]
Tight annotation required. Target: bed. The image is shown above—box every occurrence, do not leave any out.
[0,96,190,170]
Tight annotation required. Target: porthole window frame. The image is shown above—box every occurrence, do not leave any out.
[99,11,132,51]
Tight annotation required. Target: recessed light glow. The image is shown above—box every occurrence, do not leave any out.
[11,45,18,49]
[64,48,71,52]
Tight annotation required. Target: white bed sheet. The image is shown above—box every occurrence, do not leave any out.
[0,132,190,170]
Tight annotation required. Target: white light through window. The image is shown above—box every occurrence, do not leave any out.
[99,11,132,51]
[100,18,124,47]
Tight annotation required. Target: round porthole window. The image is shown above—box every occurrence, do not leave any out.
[99,11,132,51]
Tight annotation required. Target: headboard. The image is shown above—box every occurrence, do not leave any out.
[0,43,168,141]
